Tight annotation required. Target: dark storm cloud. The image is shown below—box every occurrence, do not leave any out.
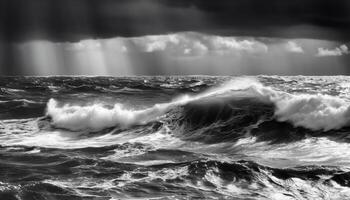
[1,0,350,76]
[1,0,350,42]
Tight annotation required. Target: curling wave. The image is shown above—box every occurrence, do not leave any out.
[46,77,350,132]
[46,78,258,131]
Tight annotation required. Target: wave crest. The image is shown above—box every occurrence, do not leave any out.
[47,99,173,131]
[274,94,350,131]
[242,80,350,131]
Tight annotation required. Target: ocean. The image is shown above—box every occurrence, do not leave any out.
[1,76,350,199]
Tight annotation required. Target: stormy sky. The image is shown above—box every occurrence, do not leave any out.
[1,0,350,75]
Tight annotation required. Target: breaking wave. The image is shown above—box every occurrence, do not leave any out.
[46,77,350,132]
[4,76,350,199]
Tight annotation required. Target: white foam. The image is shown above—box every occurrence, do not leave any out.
[47,99,173,131]
[274,93,350,131]
[245,82,350,131]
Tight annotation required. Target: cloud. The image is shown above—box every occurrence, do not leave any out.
[145,41,167,52]
[285,41,304,53]
[316,44,349,57]
[13,33,350,76]
[132,35,180,52]
[184,48,191,54]
[121,46,128,52]
[3,0,350,42]
[128,33,268,55]
[210,36,268,53]
[65,40,102,51]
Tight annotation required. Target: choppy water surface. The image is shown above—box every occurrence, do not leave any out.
[2,76,350,199]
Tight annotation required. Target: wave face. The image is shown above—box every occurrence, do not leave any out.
[2,76,350,199]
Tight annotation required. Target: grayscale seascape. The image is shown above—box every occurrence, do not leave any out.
[2,76,350,199]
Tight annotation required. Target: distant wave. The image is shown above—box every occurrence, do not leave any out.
[46,77,350,132]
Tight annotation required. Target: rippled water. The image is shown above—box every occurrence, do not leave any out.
[1,76,350,199]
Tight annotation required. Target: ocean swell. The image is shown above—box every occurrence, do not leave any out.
[46,78,350,132]
[46,78,259,131]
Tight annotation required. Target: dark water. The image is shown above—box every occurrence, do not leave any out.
[1,76,350,199]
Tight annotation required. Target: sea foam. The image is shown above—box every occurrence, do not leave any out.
[243,80,350,131]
